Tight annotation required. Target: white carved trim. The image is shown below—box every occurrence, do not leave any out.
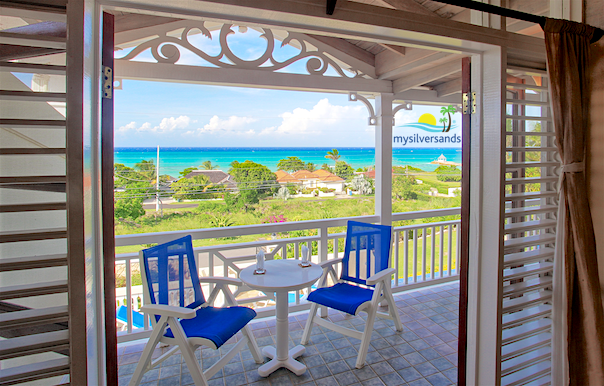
[349,92,377,125]
[117,22,375,80]
[392,101,412,125]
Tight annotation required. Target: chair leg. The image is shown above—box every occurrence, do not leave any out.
[301,302,319,345]
[241,325,264,363]
[355,307,377,369]
[383,288,403,332]
[129,318,168,386]
[167,317,208,386]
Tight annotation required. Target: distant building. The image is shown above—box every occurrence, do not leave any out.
[275,170,301,185]
[284,169,345,193]
[184,170,237,191]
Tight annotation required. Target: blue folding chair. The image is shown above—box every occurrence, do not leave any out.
[129,235,263,386]
[301,221,403,368]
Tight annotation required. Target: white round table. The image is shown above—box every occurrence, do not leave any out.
[240,259,323,377]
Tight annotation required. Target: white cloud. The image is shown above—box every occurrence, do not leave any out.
[189,115,257,135]
[261,98,365,136]
[117,116,192,134]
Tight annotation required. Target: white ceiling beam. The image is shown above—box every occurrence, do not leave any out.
[393,88,461,105]
[377,49,457,80]
[378,0,439,17]
[379,43,405,56]
[393,59,460,93]
[115,60,392,93]
[435,76,462,97]
[307,34,375,67]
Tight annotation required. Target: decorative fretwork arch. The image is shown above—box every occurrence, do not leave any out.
[115,21,391,93]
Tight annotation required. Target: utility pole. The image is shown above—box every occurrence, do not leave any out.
[156,145,161,214]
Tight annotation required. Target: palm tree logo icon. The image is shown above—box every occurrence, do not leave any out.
[440,105,456,132]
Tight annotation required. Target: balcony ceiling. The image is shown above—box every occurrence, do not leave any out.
[2,0,547,102]
[108,0,547,101]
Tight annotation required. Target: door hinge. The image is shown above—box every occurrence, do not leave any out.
[462,92,476,115]
[103,66,113,99]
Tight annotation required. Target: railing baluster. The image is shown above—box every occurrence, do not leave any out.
[394,230,399,287]
[413,229,418,283]
[126,260,132,334]
[422,226,427,282]
[439,225,444,279]
[404,230,409,285]
[431,226,436,280]
[456,223,461,275]
[448,224,453,276]
[209,252,215,293]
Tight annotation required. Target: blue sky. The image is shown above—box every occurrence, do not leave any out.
[114,80,462,148]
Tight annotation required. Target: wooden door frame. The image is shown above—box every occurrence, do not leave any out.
[102,11,118,385]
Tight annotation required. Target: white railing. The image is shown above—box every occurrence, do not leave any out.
[115,208,460,342]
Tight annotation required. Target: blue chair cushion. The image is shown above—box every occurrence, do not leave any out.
[164,306,257,348]
[307,283,375,315]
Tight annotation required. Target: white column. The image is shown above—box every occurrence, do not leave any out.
[375,93,393,226]
[465,47,505,386]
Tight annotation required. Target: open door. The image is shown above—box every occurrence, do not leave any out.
[102,11,117,385]
[457,56,471,386]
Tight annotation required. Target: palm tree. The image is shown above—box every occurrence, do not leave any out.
[201,160,219,170]
[440,105,457,132]
[439,117,448,132]
[325,149,340,166]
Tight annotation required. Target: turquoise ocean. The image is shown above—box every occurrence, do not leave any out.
[114,147,462,177]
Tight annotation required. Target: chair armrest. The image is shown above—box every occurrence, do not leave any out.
[366,268,395,285]
[319,257,343,269]
[198,276,242,286]
[140,304,196,319]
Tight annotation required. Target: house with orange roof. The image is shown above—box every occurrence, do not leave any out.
[293,169,345,193]
[275,170,301,185]
[291,170,321,189]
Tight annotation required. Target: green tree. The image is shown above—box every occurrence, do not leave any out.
[114,195,145,221]
[325,149,340,165]
[201,160,219,170]
[228,160,277,210]
[334,160,354,180]
[392,175,419,200]
[306,162,317,172]
[440,105,456,132]
[134,159,156,181]
[277,156,306,172]
[435,165,461,182]
[179,167,198,178]
[321,163,333,173]
[172,175,213,201]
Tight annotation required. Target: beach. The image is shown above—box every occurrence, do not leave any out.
[115,147,462,177]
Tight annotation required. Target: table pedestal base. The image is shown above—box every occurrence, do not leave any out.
[258,345,306,376]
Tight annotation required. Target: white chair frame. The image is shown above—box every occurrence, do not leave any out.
[129,260,264,386]
[300,257,403,369]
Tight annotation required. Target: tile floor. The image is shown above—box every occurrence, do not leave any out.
[118,282,459,386]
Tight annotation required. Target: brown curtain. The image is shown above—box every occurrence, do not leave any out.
[543,18,604,385]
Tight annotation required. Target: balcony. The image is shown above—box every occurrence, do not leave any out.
[114,208,460,385]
